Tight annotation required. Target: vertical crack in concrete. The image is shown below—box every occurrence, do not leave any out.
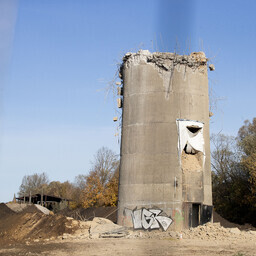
[166,61,174,99]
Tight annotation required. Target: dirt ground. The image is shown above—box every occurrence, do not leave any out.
[1,203,256,256]
[1,237,256,256]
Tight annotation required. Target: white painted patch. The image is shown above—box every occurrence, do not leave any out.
[132,209,143,229]
[155,216,173,231]
[176,119,205,164]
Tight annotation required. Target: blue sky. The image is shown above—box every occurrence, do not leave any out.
[0,0,256,202]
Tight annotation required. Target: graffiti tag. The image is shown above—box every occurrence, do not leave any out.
[124,208,173,231]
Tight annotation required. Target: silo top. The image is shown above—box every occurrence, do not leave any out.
[120,50,208,76]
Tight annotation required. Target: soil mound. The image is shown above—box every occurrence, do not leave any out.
[21,204,42,214]
[7,203,50,215]
[213,210,255,230]
[0,203,15,218]
[0,204,80,246]
[182,222,256,240]
[6,202,27,212]
[60,206,117,223]
[34,204,50,215]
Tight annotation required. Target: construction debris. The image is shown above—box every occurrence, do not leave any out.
[209,64,215,71]
[181,222,256,241]
[89,217,129,238]
[2,203,256,247]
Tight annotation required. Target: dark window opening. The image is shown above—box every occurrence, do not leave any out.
[201,205,212,225]
[186,126,202,134]
[191,203,200,227]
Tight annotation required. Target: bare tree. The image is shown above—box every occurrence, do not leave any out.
[18,172,49,196]
[73,174,87,190]
[211,134,238,181]
[91,147,119,187]
[211,133,250,224]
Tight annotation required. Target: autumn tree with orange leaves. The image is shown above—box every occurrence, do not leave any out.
[82,147,119,208]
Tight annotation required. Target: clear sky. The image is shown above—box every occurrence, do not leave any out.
[0,0,255,202]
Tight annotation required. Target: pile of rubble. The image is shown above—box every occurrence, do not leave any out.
[61,217,129,241]
[0,203,129,245]
[6,202,50,215]
[2,202,256,245]
[182,222,256,241]
[0,203,79,245]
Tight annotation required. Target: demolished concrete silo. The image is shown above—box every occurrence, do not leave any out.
[117,50,212,231]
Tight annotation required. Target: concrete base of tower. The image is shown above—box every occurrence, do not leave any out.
[117,202,212,232]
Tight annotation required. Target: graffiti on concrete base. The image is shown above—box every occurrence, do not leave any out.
[124,208,173,231]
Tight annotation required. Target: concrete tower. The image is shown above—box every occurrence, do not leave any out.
[117,50,212,231]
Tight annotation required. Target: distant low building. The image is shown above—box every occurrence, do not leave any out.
[16,194,72,210]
